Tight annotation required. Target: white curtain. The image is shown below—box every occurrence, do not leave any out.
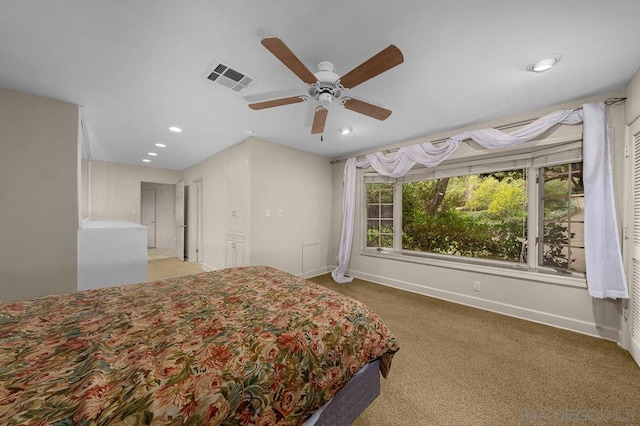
[332,102,628,300]
[582,103,628,298]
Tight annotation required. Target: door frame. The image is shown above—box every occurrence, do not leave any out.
[175,181,185,261]
[195,180,204,262]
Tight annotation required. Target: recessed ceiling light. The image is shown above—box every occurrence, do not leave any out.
[148,152,158,156]
[155,143,166,148]
[142,159,151,163]
[339,127,352,135]
[168,126,182,133]
[527,54,563,73]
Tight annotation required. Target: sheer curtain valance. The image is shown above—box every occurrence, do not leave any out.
[332,102,628,299]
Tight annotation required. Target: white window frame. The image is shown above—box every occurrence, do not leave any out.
[361,139,587,287]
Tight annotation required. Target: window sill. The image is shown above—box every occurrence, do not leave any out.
[360,249,588,288]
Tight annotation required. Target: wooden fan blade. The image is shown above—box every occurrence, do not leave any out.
[311,107,328,134]
[248,96,306,110]
[339,45,404,89]
[342,98,392,121]
[261,37,317,84]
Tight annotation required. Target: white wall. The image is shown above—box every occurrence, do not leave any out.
[329,92,627,341]
[626,66,640,125]
[140,182,176,248]
[248,138,332,275]
[91,160,181,222]
[0,87,78,301]
[181,137,333,274]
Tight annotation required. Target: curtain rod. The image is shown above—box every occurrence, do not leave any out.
[329,97,626,165]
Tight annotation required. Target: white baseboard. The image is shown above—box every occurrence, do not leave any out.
[201,263,216,272]
[297,266,333,279]
[347,269,619,342]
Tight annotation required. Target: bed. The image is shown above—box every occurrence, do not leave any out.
[0,266,399,425]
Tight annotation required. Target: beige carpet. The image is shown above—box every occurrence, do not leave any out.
[147,257,205,282]
[309,274,640,426]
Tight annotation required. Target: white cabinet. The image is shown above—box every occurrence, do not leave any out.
[224,143,249,267]
[225,238,246,267]
[225,142,248,238]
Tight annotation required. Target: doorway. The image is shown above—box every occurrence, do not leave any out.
[141,182,177,257]
[141,189,156,248]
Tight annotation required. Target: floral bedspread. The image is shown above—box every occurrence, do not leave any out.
[0,266,399,425]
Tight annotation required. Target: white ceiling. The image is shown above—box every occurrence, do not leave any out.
[1,1,639,170]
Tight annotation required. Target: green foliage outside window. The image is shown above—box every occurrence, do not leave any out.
[401,172,528,263]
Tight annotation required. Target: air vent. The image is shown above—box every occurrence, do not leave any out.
[205,60,255,93]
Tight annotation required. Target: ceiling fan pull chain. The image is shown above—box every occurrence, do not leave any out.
[321,134,324,142]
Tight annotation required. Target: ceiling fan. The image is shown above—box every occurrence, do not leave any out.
[248,37,404,135]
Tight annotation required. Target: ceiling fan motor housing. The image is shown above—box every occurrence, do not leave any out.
[308,60,343,105]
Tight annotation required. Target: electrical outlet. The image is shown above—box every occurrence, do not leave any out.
[473,281,481,292]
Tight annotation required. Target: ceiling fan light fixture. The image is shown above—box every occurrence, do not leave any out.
[339,127,352,135]
[527,54,563,73]
[318,92,332,107]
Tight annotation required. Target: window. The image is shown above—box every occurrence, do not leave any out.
[401,170,527,263]
[366,183,394,249]
[539,163,585,273]
[363,142,585,277]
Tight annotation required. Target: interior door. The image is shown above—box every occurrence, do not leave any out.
[175,181,185,261]
[196,181,204,262]
[630,119,640,367]
[142,189,156,248]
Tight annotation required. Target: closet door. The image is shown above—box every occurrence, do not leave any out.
[630,119,640,366]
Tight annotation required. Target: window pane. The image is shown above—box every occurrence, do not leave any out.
[380,220,393,232]
[380,234,393,248]
[380,189,393,203]
[569,247,586,273]
[568,221,584,246]
[381,204,393,218]
[366,183,394,249]
[367,187,378,203]
[539,162,584,273]
[402,171,527,263]
[541,244,571,270]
